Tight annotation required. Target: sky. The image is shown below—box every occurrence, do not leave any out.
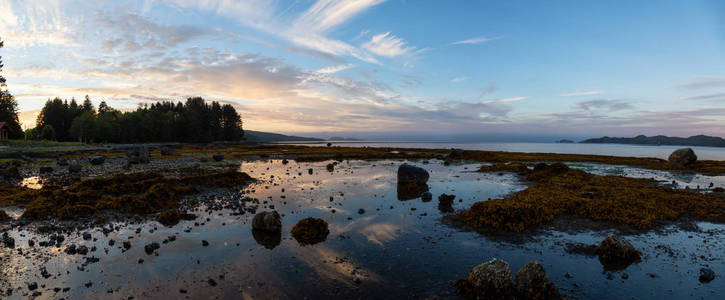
[0,0,724,141]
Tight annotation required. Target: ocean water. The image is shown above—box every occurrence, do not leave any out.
[282,142,725,161]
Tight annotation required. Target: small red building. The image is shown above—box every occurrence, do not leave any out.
[0,122,8,140]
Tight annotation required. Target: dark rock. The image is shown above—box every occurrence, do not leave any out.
[76,245,88,255]
[202,240,209,247]
[89,156,105,165]
[127,147,150,164]
[291,218,329,245]
[144,242,160,255]
[699,268,715,283]
[68,163,82,173]
[39,166,53,174]
[358,209,365,214]
[514,260,561,299]
[28,282,38,291]
[459,258,513,298]
[160,146,177,156]
[326,163,335,172]
[57,157,68,166]
[447,148,465,159]
[713,187,724,193]
[597,234,642,270]
[82,232,91,240]
[668,148,697,166]
[2,232,16,248]
[212,154,224,162]
[438,194,455,213]
[252,211,282,232]
[122,241,132,250]
[421,192,433,202]
[397,163,429,185]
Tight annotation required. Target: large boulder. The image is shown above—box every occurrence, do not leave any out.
[397,164,429,185]
[466,258,513,296]
[127,147,150,164]
[252,211,282,233]
[88,156,105,165]
[397,164,430,200]
[597,234,642,270]
[514,261,561,300]
[668,148,697,166]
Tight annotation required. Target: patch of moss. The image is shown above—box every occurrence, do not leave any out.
[457,163,725,232]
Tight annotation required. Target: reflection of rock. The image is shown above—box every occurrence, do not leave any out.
[252,211,282,232]
[668,148,697,166]
[597,234,641,270]
[252,229,281,249]
[397,164,430,201]
[397,182,429,201]
[291,218,329,245]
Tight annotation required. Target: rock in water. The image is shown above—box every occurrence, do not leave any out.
[252,211,282,233]
[421,192,433,202]
[699,268,715,283]
[597,234,642,270]
[464,258,513,297]
[88,156,105,165]
[668,148,697,166]
[127,147,150,164]
[397,164,429,185]
[291,218,330,245]
[514,261,561,299]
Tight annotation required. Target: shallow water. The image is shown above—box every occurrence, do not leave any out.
[283,142,725,160]
[1,159,725,299]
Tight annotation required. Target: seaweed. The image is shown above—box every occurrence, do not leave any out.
[457,163,725,232]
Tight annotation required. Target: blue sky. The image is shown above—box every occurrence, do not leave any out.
[1,0,724,140]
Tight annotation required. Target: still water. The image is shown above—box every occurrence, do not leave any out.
[1,159,724,299]
[282,142,725,161]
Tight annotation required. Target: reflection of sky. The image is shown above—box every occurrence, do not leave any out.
[2,159,725,299]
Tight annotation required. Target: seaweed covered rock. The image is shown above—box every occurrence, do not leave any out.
[291,217,329,245]
[597,234,641,270]
[457,258,513,298]
[514,261,561,300]
[0,166,20,180]
[668,148,697,166]
[156,209,181,227]
[478,162,531,175]
[160,146,177,156]
[252,211,282,233]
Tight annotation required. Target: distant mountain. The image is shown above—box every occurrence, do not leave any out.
[244,130,325,142]
[328,136,364,141]
[556,139,574,143]
[581,135,725,147]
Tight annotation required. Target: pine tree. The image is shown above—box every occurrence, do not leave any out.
[0,36,23,138]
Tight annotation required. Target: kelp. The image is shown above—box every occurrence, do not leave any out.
[0,170,254,220]
[457,163,725,232]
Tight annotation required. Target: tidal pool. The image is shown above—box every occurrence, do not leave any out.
[1,159,724,299]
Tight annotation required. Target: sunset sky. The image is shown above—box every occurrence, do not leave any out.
[1,0,724,140]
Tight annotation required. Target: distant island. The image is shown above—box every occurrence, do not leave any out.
[581,134,725,147]
[244,130,324,142]
[556,139,574,143]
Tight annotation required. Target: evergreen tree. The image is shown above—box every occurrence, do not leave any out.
[0,36,23,138]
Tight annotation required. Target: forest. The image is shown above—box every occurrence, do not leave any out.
[29,96,244,143]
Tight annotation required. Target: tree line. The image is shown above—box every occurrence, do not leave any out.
[0,36,23,139]
[30,96,244,143]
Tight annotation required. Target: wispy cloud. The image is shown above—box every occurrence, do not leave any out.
[451,77,468,83]
[680,92,725,102]
[677,75,725,90]
[362,32,415,58]
[559,90,602,97]
[575,99,633,112]
[481,97,527,104]
[452,36,501,45]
